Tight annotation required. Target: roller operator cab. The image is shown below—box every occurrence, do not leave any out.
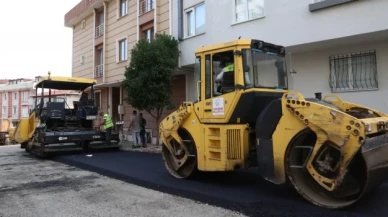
[14,72,120,158]
[159,39,388,209]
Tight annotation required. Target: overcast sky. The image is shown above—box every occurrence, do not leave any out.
[0,0,80,80]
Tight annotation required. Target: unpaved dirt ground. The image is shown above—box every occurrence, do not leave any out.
[0,145,245,217]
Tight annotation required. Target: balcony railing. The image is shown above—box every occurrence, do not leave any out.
[95,23,104,38]
[21,98,29,104]
[139,0,154,16]
[95,64,104,78]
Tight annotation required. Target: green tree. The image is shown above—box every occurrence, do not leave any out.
[122,33,179,145]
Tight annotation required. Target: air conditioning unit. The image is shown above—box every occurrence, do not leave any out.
[118,104,124,115]
[81,19,86,29]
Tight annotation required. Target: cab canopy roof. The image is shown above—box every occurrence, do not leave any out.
[195,38,285,56]
[35,76,97,91]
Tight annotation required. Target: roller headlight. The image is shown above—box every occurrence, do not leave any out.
[365,124,373,132]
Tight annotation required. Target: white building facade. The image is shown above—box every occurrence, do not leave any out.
[171,0,388,113]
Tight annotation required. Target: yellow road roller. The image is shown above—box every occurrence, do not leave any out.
[159,38,388,209]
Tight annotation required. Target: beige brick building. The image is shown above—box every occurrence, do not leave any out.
[64,0,186,144]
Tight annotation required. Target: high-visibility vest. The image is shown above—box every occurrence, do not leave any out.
[103,114,114,129]
[224,64,234,72]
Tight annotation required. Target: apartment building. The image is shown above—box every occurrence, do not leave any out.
[0,78,36,127]
[64,0,183,143]
[172,0,388,113]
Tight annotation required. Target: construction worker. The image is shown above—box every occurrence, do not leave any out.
[128,110,141,148]
[99,111,114,145]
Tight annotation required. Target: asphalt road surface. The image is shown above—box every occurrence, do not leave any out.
[53,150,388,217]
[0,145,244,217]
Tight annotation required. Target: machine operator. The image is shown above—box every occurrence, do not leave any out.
[214,56,234,94]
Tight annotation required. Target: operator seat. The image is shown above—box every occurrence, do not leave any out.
[220,71,235,93]
[79,93,88,105]
[46,101,65,119]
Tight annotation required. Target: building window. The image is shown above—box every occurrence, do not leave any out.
[184,3,205,38]
[2,106,6,115]
[22,92,28,103]
[80,55,85,65]
[14,92,17,100]
[119,0,128,17]
[95,11,104,38]
[143,27,154,42]
[2,93,6,100]
[193,56,201,102]
[329,50,378,92]
[117,38,128,62]
[81,19,86,29]
[234,0,265,23]
[205,54,211,99]
[212,50,235,96]
[13,106,17,115]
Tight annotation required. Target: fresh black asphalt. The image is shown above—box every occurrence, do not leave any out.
[54,151,388,217]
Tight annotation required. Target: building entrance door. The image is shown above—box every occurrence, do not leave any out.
[111,87,120,124]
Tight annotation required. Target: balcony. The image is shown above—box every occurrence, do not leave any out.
[139,0,154,16]
[95,23,104,38]
[95,64,104,78]
[309,0,359,12]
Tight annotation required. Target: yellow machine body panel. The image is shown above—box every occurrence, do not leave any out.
[14,111,39,144]
[160,102,250,172]
[8,128,15,141]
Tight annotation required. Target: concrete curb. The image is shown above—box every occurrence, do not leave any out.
[119,142,162,154]
[119,147,162,154]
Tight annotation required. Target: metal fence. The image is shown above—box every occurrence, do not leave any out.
[139,0,154,16]
[95,64,104,78]
[95,23,104,38]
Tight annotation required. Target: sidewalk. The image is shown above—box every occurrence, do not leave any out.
[119,140,162,154]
